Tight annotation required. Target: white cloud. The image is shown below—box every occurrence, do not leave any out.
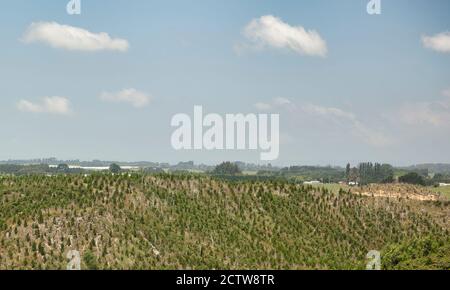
[254,97,293,112]
[239,15,327,57]
[17,97,72,115]
[398,96,450,127]
[100,88,151,108]
[301,104,392,147]
[273,97,291,106]
[422,32,450,53]
[22,22,129,52]
[303,104,356,120]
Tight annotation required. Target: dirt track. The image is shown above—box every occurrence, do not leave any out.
[351,184,441,201]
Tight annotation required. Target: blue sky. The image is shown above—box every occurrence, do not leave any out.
[1,0,449,166]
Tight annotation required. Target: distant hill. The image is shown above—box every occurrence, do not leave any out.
[0,173,448,269]
[405,164,450,174]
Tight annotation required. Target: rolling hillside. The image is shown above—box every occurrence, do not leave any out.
[0,174,448,270]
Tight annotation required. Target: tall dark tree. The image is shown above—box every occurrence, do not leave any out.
[109,163,121,174]
[57,164,70,172]
[346,163,351,182]
[359,162,394,185]
[212,162,242,175]
[399,172,426,186]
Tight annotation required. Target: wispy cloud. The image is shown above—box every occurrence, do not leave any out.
[398,90,450,127]
[255,97,392,147]
[100,88,151,108]
[273,97,292,106]
[302,104,392,147]
[422,32,450,53]
[236,15,327,57]
[17,96,72,115]
[22,22,129,52]
[254,97,292,111]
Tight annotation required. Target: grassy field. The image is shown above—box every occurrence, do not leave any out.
[431,186,450,199]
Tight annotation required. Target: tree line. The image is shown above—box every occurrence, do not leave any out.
[346,162,394,185]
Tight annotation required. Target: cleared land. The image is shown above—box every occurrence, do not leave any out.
[313,183,449,201]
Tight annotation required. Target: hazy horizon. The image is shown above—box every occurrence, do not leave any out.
[2,156,450,168]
